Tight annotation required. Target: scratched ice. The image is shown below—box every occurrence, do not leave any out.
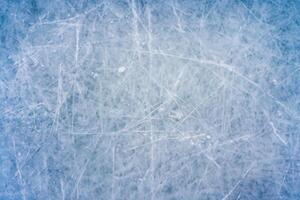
[1,0,300,199]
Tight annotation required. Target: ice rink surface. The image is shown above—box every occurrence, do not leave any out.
[1,0,300,199]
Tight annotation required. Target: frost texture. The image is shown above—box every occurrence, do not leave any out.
[1,0,300,199]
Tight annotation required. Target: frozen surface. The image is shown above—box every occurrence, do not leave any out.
[1,0,300,199]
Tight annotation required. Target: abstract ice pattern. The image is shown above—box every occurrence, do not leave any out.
[1,0,300,199]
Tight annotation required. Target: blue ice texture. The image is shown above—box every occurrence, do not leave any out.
[1,0,300,199]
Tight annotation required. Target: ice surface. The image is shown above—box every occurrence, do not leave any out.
[1,0,300,199]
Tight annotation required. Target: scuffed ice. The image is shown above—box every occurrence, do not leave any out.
[1,0,300,199]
